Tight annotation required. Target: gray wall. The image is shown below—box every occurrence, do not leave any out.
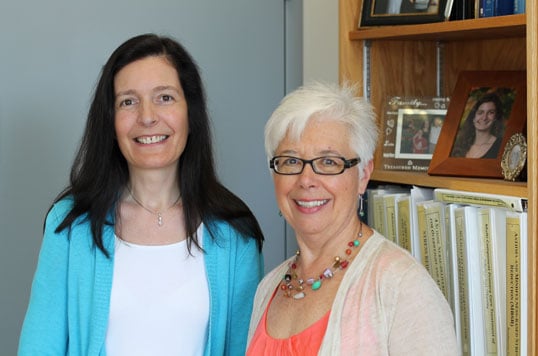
[285,0,339,252]
[303,0,338,83]
[0,1,303,353]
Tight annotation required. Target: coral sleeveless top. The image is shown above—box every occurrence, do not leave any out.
[247,295,330,355]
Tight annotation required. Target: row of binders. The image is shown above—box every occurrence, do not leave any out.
[366,185,527,356]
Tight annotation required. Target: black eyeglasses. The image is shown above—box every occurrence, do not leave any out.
[269,155,360,175]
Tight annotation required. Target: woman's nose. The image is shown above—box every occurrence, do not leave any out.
[298,163,318,188]
[138,102,157,126]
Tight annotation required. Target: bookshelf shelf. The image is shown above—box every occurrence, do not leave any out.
[371,170,528,197]
[349,14,525,41]
[340,1,536,354]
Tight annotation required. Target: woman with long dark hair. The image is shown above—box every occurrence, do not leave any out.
[19,33,264,355]
[451,92,504,159]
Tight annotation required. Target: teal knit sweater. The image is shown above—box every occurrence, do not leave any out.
[19,198,264,355]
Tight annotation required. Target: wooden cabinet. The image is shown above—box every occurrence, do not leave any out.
[339,1,536,354]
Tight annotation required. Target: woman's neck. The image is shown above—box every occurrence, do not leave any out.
[295,221,366,270]
[473,131,496,145]
[126,168,180,209]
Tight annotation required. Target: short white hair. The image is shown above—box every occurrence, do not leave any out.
[264,81,378,171]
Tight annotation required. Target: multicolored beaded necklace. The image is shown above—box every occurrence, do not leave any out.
[280,221,363,300]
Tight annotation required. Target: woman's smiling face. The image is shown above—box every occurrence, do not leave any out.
[272,118,368,238]
[114,55,189,171]
[473,101,497,132]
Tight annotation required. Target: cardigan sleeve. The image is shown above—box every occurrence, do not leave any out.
[18,202,71,355]
[387,262,460,355]
[226,235,264,355]
[203,221,264,356]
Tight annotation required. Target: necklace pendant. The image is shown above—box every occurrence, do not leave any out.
[323,268,334,279]
[311,279,322,291]
[157,213,163,227]
[293,292,306,300]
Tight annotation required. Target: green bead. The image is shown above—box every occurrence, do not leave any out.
[312,280,322,290]
[354,240,360,247]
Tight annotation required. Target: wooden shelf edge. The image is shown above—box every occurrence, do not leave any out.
[371,170,528,197]
[350,14,525,41]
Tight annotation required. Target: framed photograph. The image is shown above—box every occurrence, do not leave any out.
[360,0,448,27]
[381,96,449,172]
[428,71,527,179]
[395,108,447,159]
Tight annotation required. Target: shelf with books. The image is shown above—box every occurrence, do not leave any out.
[349,14,525,41]
[366,185,528,354]
[340,0,536,354]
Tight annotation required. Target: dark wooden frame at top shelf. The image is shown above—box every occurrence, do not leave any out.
[348,14,528,198]
[350,14,525,41]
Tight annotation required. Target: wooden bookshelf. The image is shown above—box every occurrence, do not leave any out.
[349,14,525,41]
[340,1,537,354]
[371,170,527,197]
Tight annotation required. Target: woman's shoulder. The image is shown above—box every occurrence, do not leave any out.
[204,219,236,238]
[346,231,441,302]
[45,196,75,225]
[44,196,98,236]
[50,195,74,209]
[203,219,258,249]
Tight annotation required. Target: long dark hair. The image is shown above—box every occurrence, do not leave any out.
[53,34,263,256]
[451,92,504,157]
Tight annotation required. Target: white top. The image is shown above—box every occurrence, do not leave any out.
[106,224,209,356]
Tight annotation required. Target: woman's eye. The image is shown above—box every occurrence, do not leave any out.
[160,94,174,102]
[119,98,134,107]
[321,158,337,166]
[282,157,299,166]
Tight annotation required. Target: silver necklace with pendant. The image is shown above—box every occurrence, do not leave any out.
[128,187,181,227]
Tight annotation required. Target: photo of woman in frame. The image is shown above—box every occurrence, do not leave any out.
[427,70,526,179]
[450,88,516,159]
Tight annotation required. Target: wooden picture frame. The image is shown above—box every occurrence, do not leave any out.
[360,0,448,27]
[428,71,527,179]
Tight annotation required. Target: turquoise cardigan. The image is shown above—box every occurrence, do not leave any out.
[19,198,264,356]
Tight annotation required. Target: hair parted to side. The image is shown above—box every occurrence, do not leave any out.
[264,81,379,172]
[52,33,263,256]
[451,92,504,158]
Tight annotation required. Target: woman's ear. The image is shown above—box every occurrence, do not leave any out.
[358,160,374,195]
